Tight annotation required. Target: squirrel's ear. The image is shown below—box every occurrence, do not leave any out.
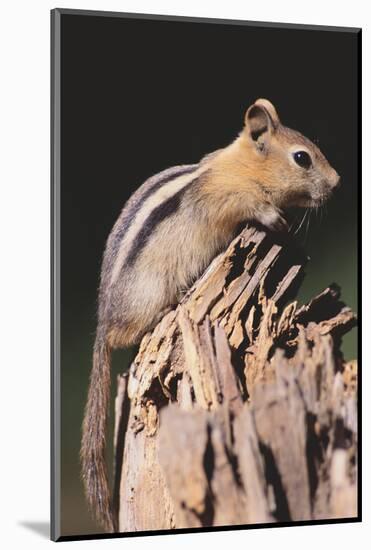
[244,99,280,147]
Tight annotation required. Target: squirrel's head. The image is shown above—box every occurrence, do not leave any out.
[242,98,340,208]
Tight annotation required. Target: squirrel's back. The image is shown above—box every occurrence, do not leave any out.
[97,159,231,347]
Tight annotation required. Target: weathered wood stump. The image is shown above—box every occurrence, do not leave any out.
[113,225,357,532]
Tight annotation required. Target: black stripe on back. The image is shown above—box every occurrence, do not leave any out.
[111,164,198,252]
[125,175,199,267]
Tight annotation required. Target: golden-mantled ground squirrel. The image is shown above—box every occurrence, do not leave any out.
[81,98,340,531]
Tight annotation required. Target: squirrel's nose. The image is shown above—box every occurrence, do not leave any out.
[330,169,340,189]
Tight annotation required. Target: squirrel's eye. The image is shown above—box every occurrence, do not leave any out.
[293,150,312,169]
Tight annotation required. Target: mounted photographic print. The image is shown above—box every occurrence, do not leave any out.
[51,8,361,542]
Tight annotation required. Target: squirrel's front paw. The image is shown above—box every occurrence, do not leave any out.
[258,209,288,233]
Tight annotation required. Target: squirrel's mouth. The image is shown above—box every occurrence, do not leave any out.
[296,187,334,208]
[310,188,335,207]
[287,190,313,208]
[309,180,339,207]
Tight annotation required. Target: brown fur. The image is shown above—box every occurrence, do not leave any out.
[80,99,340,531]
[80,336,115,531]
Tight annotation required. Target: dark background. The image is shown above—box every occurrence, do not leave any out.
[60,12,359,536]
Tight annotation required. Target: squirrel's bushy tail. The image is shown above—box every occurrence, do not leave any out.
[80,336,116,532]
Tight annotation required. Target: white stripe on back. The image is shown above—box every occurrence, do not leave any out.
[109,165,207,286]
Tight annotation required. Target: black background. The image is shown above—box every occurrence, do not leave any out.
[60,13,359,536]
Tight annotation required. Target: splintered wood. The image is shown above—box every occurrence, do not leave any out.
[113,226,357,532]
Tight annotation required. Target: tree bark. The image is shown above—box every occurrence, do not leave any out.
[113,225,357,532]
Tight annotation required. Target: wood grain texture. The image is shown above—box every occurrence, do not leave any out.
[113,225,357,532]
